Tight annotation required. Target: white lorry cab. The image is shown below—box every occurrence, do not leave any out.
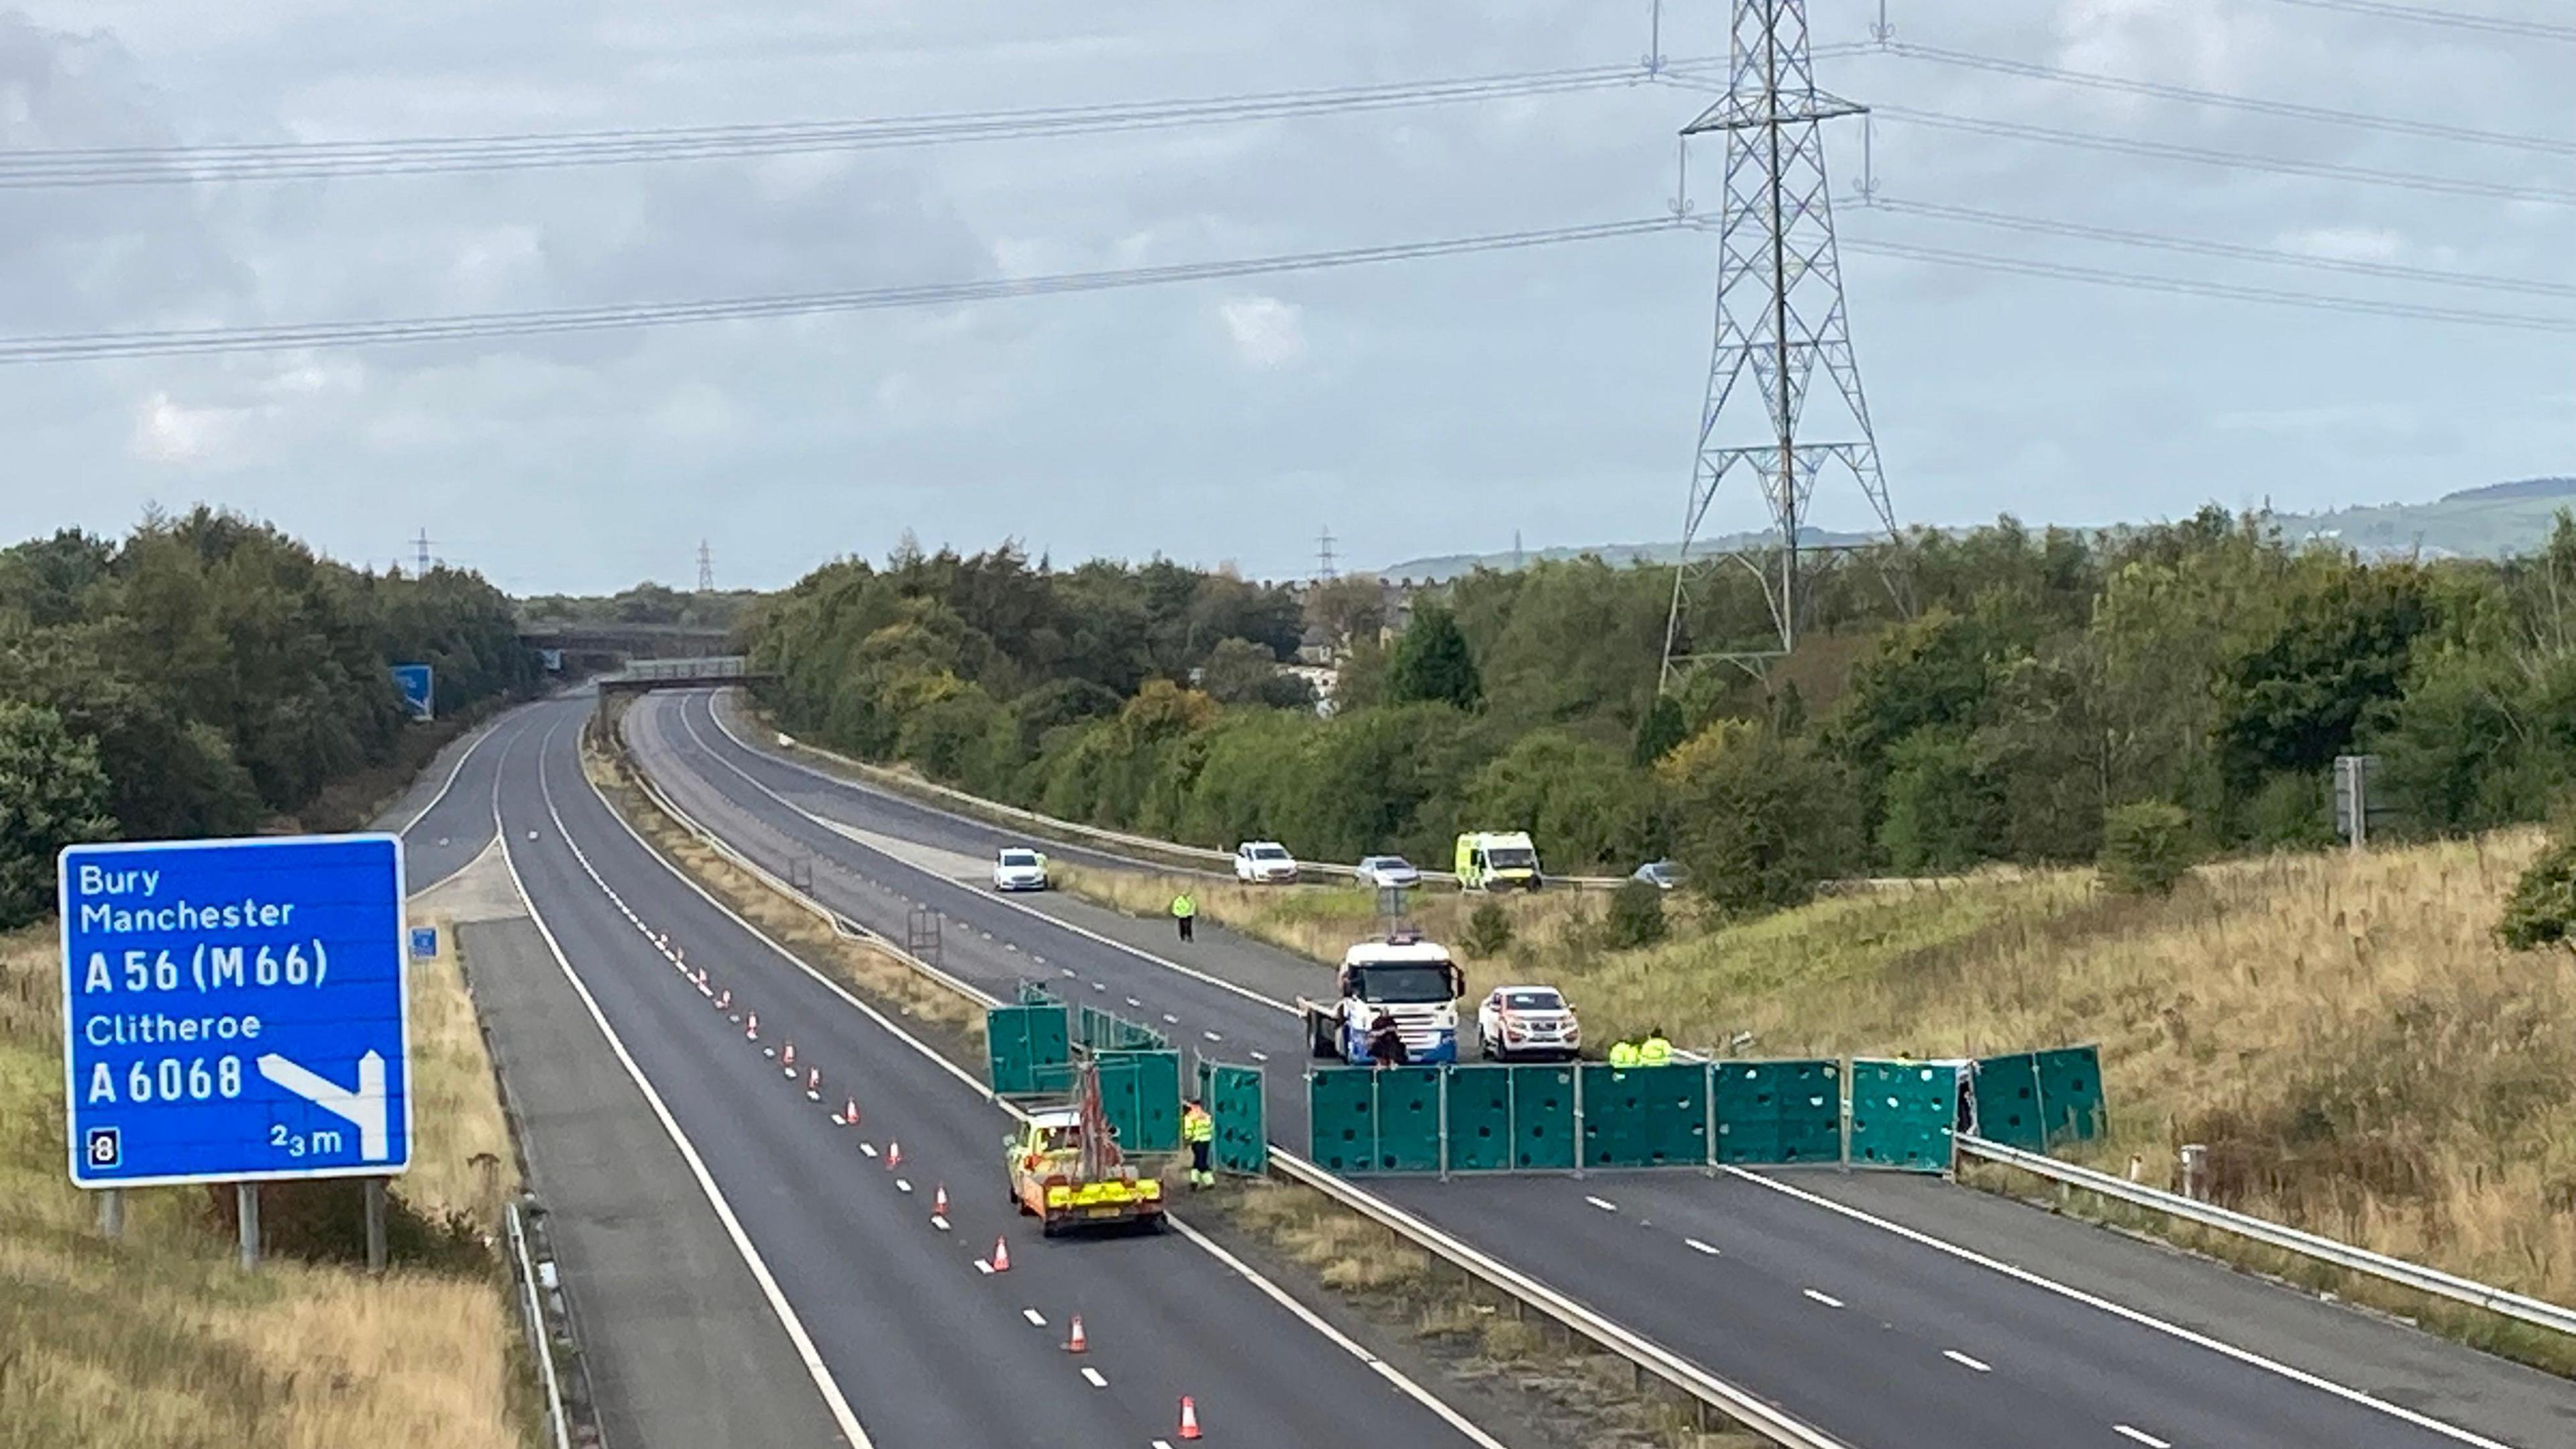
[1300,934,1466,1065]
[1455,830,1543,892]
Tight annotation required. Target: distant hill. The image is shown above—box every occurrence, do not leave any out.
[1377,479,2576,580]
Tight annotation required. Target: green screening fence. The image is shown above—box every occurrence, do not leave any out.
[1096,1050,1182,1153]
[1196,1060,1268,1175]
[1848,1060,1958,1170]
[985,1004,1071,1097]
[1972,1045,2104,1152]
[1305,1046,2104,1177]
[1077,1002,1168,1055]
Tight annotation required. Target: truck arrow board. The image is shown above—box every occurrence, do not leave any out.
[58,833,412,1188]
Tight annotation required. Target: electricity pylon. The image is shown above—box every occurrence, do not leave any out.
[1660,0,1897,691]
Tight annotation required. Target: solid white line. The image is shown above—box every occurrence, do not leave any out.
[689,698,1301,1016]
[1726,1168,2516,1448]
[502,725,877,1449]
[1167,1217,1516,1449]
[396,704,515,837]
[1080,1366,1108,1389]
[1803,1289,1844,1309]
[1022,1309,1046,1327]
[1943,1350,1991,1373]
[1585,1195,1618,1214]
[2113,1427,2171,1449]
[631,697,1507,1448]
[1684,1238,1720,1256]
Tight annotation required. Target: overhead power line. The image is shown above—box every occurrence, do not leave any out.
[1833,233,2576,336]
[0,60,1689,188]
[2259,0,2576,44]
[1870,43,2576,158]
[1874,197,2576,302]
[0,216,1681,364]
[1872,105,2576,209]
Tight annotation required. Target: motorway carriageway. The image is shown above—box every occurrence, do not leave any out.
[483,697,1508,1448]
[626,686,2576,1449]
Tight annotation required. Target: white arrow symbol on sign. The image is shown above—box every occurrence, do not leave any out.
[256,1051,390,1162]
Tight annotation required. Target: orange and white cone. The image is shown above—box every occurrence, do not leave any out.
[745,1013,759,1040]
[990,1237,1011,1273]
[932,1183,949,1217]
[806,1067,821,1099]
[886,1141,902,1170]
[782,1042,797,1077]
[714,988,731,1010]
[840,1098,859,1127]
[1065,1316,1087,1353]
[1177,1396,1201,1440]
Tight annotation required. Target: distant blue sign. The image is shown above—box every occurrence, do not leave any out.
[539,648,564,673]
[392,663,435,721]
[409,926,438,961]
[58,834,412,1189]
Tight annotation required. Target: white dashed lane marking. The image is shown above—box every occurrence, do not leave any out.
[1022,1309,1046,1327]
[2113,1428,2171,1449]
[1684,1238,1719,1256]
[1080,1366,1108,1389]
[1584,1196,1618,1213]
[1803,1289,1845,1309]
[1943,1350,1992,1373]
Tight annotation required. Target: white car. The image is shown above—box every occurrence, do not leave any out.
[1354,855,1420,890]
[991,847,1049,892]
[1233,841,1299,885]
[1477,985,1580,1062]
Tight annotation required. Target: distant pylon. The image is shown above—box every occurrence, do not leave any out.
[1316,527,1338,583]
[413,528,433,576]
[696,539,715,593]
[1660,0,1898,690]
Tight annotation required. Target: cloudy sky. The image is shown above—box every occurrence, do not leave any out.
[0,0,2568,592]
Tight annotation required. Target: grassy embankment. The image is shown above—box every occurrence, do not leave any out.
[1062,838,2576,1366]
[0,917,527,1449]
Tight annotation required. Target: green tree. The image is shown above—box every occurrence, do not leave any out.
[2098,801,2196,896]
[1385,602,1482,711]
[1661,721,1860,915]
[0,702,115,928]
[2500,830,2576,951]
[1603,878,1668,949]
[1461,901,1514,959]
[1465,729,1656,870]
[2216,561,2434,794]
[1199,637,1314,710]
[1877,729,2000,873]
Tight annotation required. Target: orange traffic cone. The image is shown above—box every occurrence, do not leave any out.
[806,1068,821,1099]
[746,1013,759,1040]
[932,1183,949,1217]
[886,1141,902,1169]
[1065,1316,1087,1353]
[990,1237,1011,1273]
[714,988,730,1010]
[1177,1396,1201,1440]
[782,1042,796,1075]
[841,1098,859,1127]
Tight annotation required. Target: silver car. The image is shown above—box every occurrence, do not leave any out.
[1355,855,1421,890]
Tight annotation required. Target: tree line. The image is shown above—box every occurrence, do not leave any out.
[0,508,540,927]
[748,507,2576,914]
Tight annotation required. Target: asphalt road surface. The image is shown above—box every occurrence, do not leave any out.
[619,686,2576,1449]
[378,700,552,890]
[482,696,1507,1449]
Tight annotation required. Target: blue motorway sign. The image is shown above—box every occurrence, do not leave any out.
[391,663,435,721]
[58,833,412,1189]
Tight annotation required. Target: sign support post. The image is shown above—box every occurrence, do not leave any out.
[99,1187,121,1240]
[365,1179,388,1273]
[237,1183,260,1271]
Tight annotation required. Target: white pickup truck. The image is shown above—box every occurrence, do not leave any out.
[1300,934,1466,1065]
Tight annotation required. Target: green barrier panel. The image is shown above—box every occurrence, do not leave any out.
[2035,1045,2106,1148]
[1195,1061,1268,1175]
[1308,1068,1380,1173]
[983,1004,1071,1096]
[1095,1050,1181,1153]
[1374,1067,1444,1173]
[1016,979,1061,1007]
[1972,1052,2045,1151]
[1580,1064,1710,1168]
[1849,1060,1955,1171]
[1444,1065,1514,1172]
[1713,1059,1843,1165]
[1075,1003,1168,1055]
[1509,1064,1577,1170]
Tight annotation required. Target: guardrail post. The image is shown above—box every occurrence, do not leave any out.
[2180,1142,2208,1201]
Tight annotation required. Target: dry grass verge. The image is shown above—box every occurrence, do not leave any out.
[0,926,527,1449]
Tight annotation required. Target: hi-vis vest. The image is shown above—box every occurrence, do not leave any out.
[1171,894,1196,918]
[1607,1042,1641,1069]
[1638,1036,1673,1067]
[1183,1107,1214,1143]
